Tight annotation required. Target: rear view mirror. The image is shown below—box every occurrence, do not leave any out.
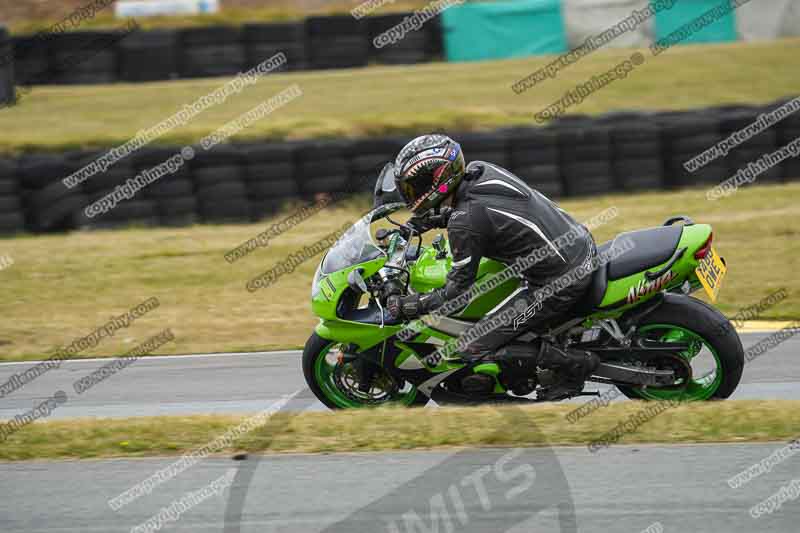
[373,163,403,208]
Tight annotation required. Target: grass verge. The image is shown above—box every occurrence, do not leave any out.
[1,39,798,153]
[2,400,798,461]
[1,182,798,361]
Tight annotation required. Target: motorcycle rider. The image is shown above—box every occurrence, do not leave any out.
[385,134,599,399]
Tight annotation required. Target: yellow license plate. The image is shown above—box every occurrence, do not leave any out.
[695,245,727,302]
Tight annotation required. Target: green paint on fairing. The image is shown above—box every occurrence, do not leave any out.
[474,362,507,393]
[312,256,386,320]
[313,256,399,351]
[395,339,464,374]
[409,240,520,319]
[597,224,712,311]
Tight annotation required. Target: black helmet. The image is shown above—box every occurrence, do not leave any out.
[394,134,466,213]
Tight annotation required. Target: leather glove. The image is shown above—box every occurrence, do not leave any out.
[386,294,423,320]
[407,207,453,234]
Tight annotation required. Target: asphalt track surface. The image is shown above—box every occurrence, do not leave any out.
[0,333,798,419]
[2,443,799,532]
[1,332,799,532]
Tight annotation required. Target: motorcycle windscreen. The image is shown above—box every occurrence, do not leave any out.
[320,212,383,274]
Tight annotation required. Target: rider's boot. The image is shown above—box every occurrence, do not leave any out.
[536,340,600,401]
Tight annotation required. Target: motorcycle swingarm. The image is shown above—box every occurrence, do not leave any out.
[585,338,691,362]
[591,362,676,386]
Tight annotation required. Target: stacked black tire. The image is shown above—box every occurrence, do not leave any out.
[10,34,48,87]
[306,16,368,70]
[507,127,562,198]
[180,26,245,78]
[50,30,122,85]
[2,99,799,236]
[6,11,448,92]
[189,146,247,223]
[348,137,405,194]
[556,118,615,196]
[141,149,196,227]
[243,143,298,220]
[0,157,24,234]
[244,23,306,71]
[120,30,179,82]
[715,105,781,184]
[0,27,14,108]
[777,99,800,181]
[604,112,663,191]
[367,14,428,65]
[296,140,352,197]
[11,28,130,86]
[89,150,158,228]
[658,112,727,188]
[17,154,88,231]
[459,131,511,170]
[81,152,136,229]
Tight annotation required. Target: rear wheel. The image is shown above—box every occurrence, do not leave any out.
[617,296,744,401]
[302,333,429,409]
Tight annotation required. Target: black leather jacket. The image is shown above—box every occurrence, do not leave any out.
[418,161,594,314]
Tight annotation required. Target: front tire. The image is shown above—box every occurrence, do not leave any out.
[302,333,430,409]
[617,295,744,401]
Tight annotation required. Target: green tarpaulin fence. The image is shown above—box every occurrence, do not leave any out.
[442,0,568,62]
[653,0,738,45]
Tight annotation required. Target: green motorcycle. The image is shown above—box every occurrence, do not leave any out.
[303,169,744,409]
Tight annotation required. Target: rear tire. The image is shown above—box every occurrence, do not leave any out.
[617,295,744,401]
[302,333,430,409]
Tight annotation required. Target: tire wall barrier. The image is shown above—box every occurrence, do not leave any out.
[0,26,15,108]
[1,98,798,235]
[8,12,443,87]
[6,2,800,88]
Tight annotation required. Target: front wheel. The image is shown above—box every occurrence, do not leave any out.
[617,295,744,402]
[302,333,430,409]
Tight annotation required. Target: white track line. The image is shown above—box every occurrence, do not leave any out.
[0,328,787,368]
[0,350,302,367]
